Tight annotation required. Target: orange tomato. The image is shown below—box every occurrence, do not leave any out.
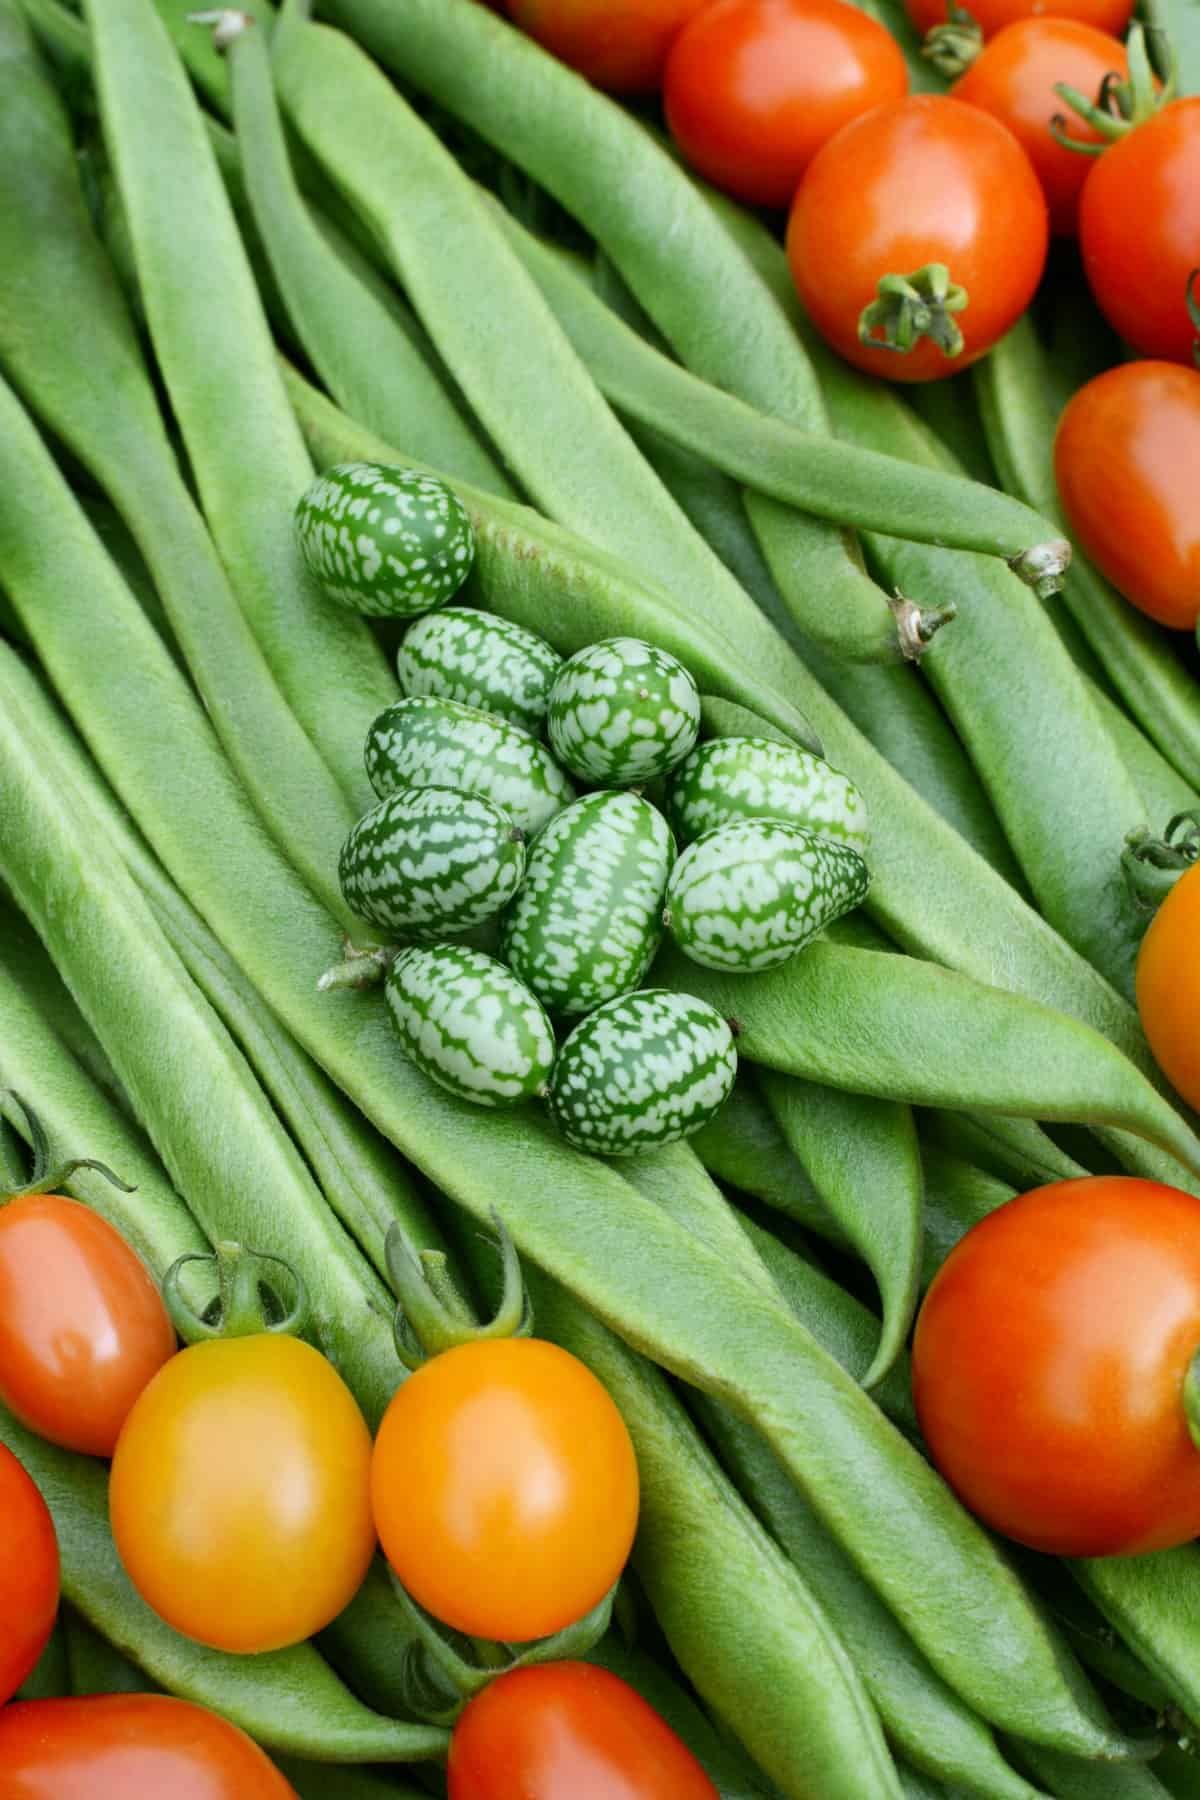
[663,0,908,208]
[0,1444,59,1705]
[0,1695,297,1799]
[504,0,710,92]
[1055,360,1200,631]
[787,95,1048,382]
[1138,861,1200,1108]
[371,1338,639,1642]
[109,1335,375,1653]
[0,1197,175,1457]
[953,20,1132,235]
[906,0,1132,44]
[914,1177,1200,1556]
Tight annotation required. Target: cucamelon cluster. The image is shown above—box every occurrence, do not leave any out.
[307,506,872,1147]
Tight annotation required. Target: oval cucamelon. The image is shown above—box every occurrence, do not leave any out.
[547,637,701,785]
[502,791,675,1016]
[339,787,525,936]
[396,607,562,734]
[548,989,737,1156]
[667,736,870,850]
[665,820,870,973]
[295,462,474,617]
[385,944,556,1108]
[365,697,576,839]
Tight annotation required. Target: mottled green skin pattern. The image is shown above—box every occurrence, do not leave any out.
[665,820,870,973]
[295,461,474,617]
[396,607,561,734]
[501,790,675,1016]
[364,696,575,838]
[667,736,870,851]
[385,943,556,1107]
[338,786,525,934]
[547,636,700,785]
[548,989,737,1155]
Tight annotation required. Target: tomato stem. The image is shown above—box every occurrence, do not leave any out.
[162,1240,309,1342]
[383,1562,619,1724]
[920,4,982,80]
[1121,811,1200,912]
[0,1089,136,1205]
[386,1210,530,1371]
[1188,270,1200,370]
[858,264,968,360]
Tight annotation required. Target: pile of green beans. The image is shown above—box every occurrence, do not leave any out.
[4,0,1200,1790]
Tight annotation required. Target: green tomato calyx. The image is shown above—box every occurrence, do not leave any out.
[0,1089,136,1206]
[858,264,968,360]
[1121,811,1200,913]
[162,1241,309,1343]
[387,1210,531,1372]
[920,4,983,80]
[1051,24,1173,155]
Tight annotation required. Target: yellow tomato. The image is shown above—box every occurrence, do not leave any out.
[109,1335,375,1653]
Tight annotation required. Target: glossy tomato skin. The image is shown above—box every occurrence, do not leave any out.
[953,21,1130,234]
[1054,361,1200,630]
[504,0,709,92]
[906,0,1131,42]
[372,1338,639,1642]
[1078,98,1200,363]
[0,1445,59,1705]
[448,1662,719,1799]
[787,95,1048,381]
[913,1177,1200,1556]
[109,1335,375,1654]
[663,0,908,208]
[0,1695,297,1799]
[1138,863,1200,1108]
[0,1196,175,1457]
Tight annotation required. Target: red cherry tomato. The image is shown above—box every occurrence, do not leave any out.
[906,0,1131,44]
[447,1662,719,1799]
[1078,98,1200,363]
[913,1177,1200,1556]
[109,1334,375,1654]
[1137,862,1200,1109]
[0,1444,59,1705]
[953,20,1131,235]
[786,95,1048,382]
[503,0,710,92]
[663,0,909,208]
[0,1695,297,1799]
[1054,360,1200,631]
[371,1338,639,1642]
[0,1197,176,1457]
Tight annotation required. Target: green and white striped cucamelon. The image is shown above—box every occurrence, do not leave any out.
[295,462,474,617]
[385,943,556,1107]
[396,607,562,735]
[548,989,737,1156]
[547,636,700,785]
[364,696,576,838]
[665,820,870,973]
[501,791,675,1015]
[338,786,525,935]
[667,736,870,850]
